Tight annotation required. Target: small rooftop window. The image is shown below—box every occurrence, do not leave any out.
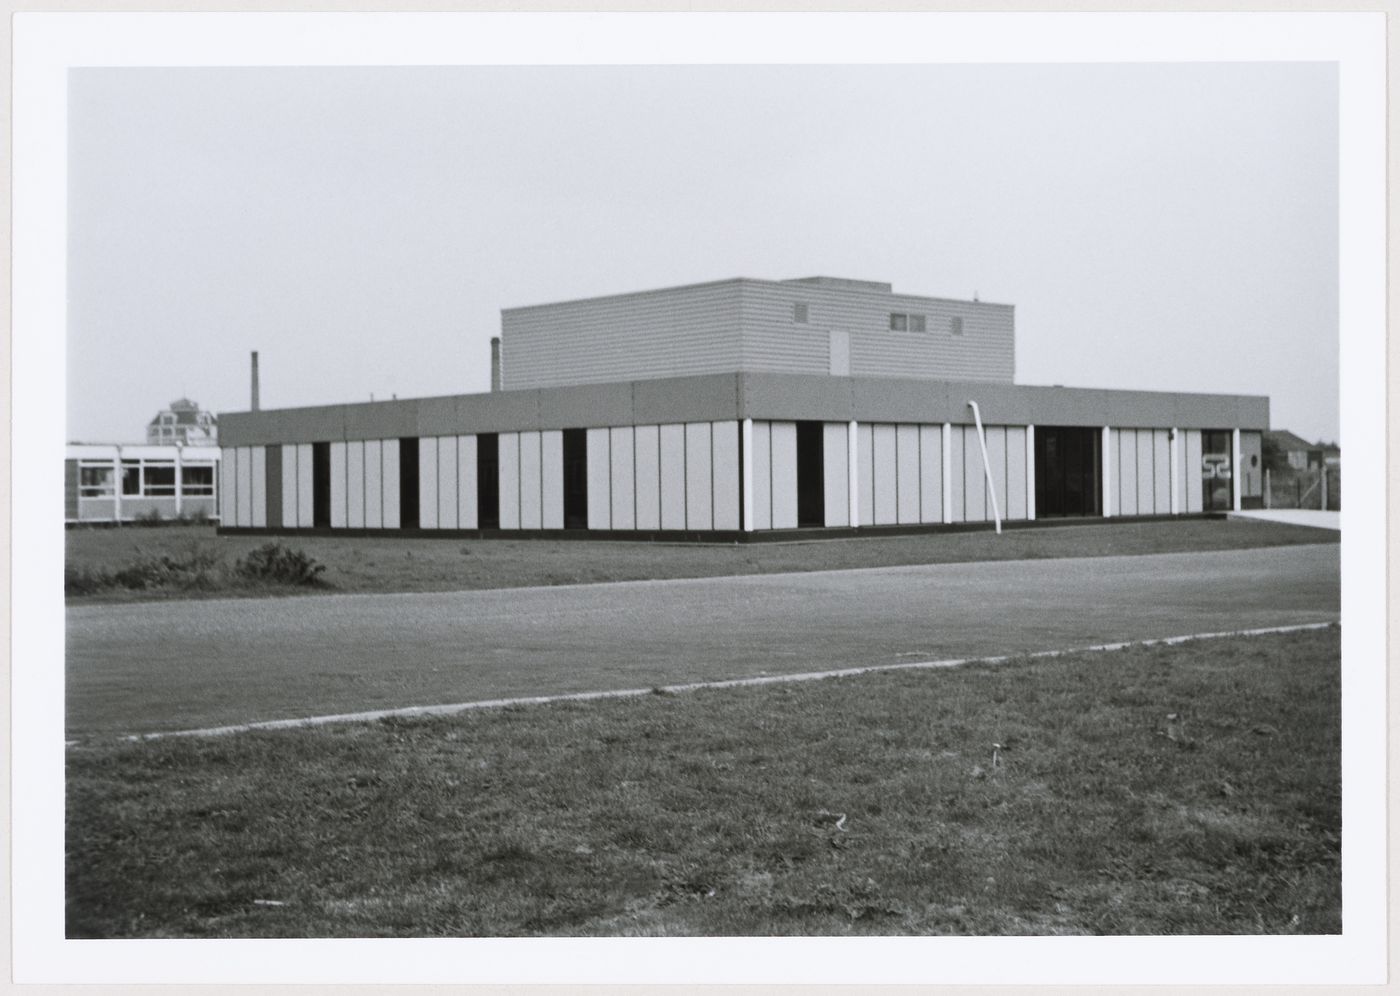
[793,302,808,324]
[951,316,964,336]
[890,312,925,332]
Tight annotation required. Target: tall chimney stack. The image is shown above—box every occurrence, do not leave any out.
[490,337,501,392]
[251,351,260,411]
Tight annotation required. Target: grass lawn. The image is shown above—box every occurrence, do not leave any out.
[66,627,1340,937]
[66,517,1339,602]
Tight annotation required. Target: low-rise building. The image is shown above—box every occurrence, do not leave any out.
[65,443,221,524]
[217,277,1268,537]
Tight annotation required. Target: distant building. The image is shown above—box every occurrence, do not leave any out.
[147,398,218,445]
[1264,429,1340,470]
[66,443,221,524]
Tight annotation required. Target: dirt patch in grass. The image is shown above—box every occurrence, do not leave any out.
[66,518,1339,603]
[66,627,1341,937]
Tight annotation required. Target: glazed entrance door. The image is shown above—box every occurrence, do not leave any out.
[1200,430,1233,512]
[1034,426,1101,517]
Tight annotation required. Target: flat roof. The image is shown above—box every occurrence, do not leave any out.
[501,276,1012,313]
[219,372,1268,448]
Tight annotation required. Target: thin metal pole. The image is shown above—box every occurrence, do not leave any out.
[966,401,1002,534]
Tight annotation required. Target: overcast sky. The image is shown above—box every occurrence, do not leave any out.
[67,63,1338,444]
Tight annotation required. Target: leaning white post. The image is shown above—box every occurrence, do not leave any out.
[847,420,859,528]
[741,418,754,531]
[1231,428,1242,512]
[967,401,1002,535]
[1025,424,1036,521]
[1102,427,1113,517]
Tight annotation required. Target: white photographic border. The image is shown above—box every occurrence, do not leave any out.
[12,11,1387,986]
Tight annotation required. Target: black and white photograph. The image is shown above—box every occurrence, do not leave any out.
[11,9,1389,989]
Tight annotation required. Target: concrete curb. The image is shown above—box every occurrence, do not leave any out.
[110,621,1338,743]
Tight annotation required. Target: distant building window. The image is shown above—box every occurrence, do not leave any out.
[889,313,908,332]
[793,303,808,323]
[950,316,964,336]
[181,465,215,496]
[79,465,115,498]
[144,464,177,496]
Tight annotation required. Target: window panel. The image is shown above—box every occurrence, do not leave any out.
[80,465,115,497]
[144,464,177,496]
[181,465,215,495]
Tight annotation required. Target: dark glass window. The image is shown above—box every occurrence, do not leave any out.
[181,465,215,496]
[144,464,176,496]
[796,421,825,528]
[562,429,588,529]
[399,438,420,529]
[477,433,500,530]
[312,443,331,527]
[80,465,115,497]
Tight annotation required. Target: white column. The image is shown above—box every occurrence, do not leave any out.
[1025,425,1036,521]
[1232,427,1242,511]
[741,418,754,531]
[1170,428,1180,515]
[174,444,183,517]
[847,420,859,528]
[941,423,953,524]
[1102,426,1113,518]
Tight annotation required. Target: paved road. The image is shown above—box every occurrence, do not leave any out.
[67,544,1340,736]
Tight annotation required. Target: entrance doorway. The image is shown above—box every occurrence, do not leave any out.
[562,429,588,529]
[1034,427,1101,517]
[1201,430,1233,512]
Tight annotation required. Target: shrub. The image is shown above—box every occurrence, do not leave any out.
[234,544,327,587]
[179,507,212,526]
[65,564,113,596]
[66,542,227,595]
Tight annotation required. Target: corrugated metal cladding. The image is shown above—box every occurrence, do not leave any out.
[502,281,745,390]
[739,281,1015,384]
[498,277,1014,390]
